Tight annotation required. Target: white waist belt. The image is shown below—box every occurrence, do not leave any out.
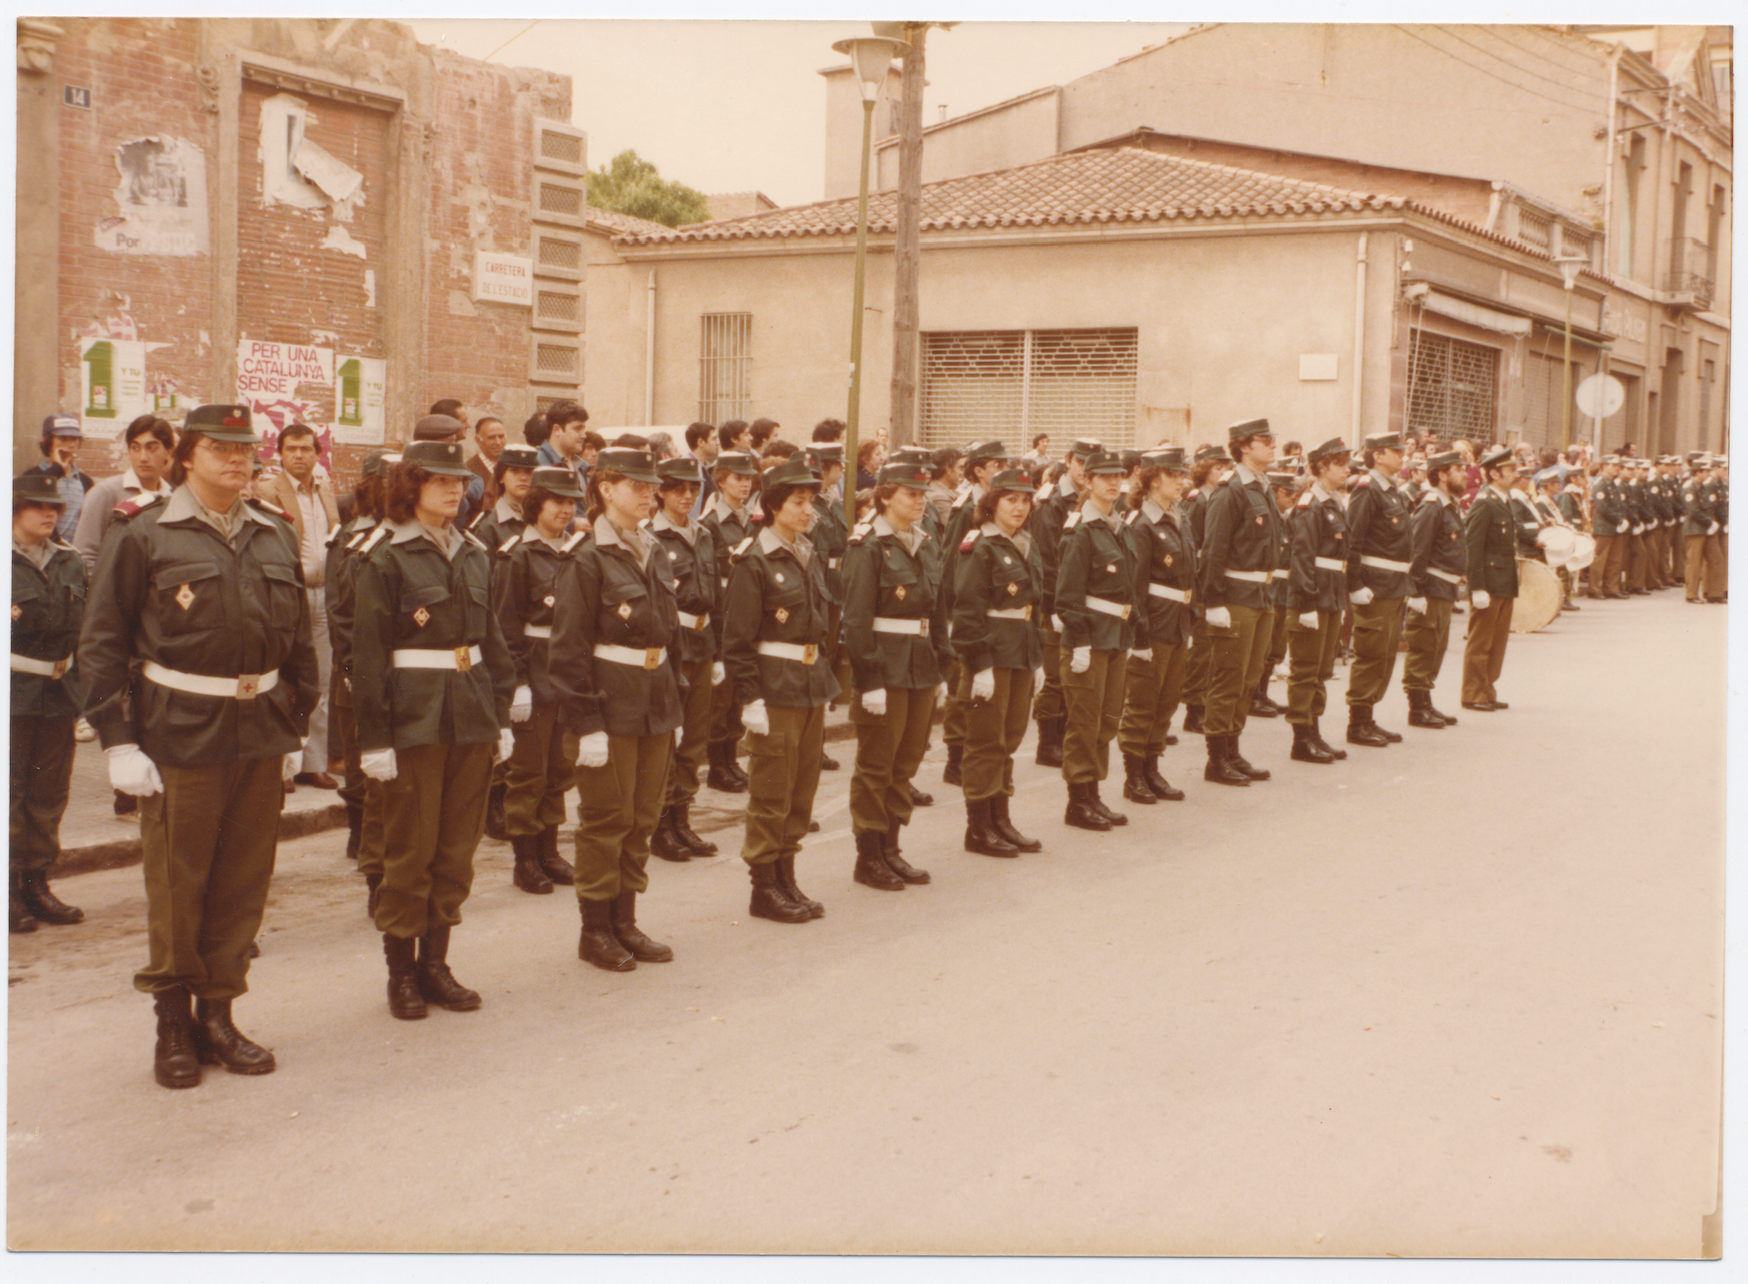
[594,643,667,670]
[1224,568,1274,584]
[1313,557,1345,573]
[828,557,841,570]
[1050,614,1064,633]
[393,646,484,672]
[1147,584,1191,604]
[10,652,72,679]
[143,659,279,698]
[676,610,708,631]
[986,605,1032,621]
[1426,567,1462,585]
[1085,595,1132,620]
[1360,555,1411,573]
[873,617,928,636]
[524,624,553,639]
[757,640,818,665]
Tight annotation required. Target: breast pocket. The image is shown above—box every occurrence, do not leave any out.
[11,574,45,635]
[880,552,921,614]
[154,561,224,635]
[261,562,303,633]
[601,578,649,642]
[399,583,451,637]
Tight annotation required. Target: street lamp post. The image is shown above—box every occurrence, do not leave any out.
[831,34,908,493]
[1554,255,1587,452]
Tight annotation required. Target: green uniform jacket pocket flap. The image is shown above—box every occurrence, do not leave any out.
[262,563,302,588]
[153,561,220,591]
[10,576,44,603]
[601,580,648,605]
[400,584,450,611]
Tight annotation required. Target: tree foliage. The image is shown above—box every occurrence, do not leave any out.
[586,149,712,228]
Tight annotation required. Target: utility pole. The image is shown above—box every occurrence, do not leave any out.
[886,22,927,449]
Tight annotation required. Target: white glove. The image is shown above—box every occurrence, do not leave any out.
[711,661,726,686]
[510,684,533,723]
[1297,611,1318,630]
[1407,596,1428,616]
[1633,524,1643,535]
[1069,646,1091,674]
[497,727,515,762]
[576,730,609,768]
[361,748,397,782]
[743,698,769,737]
[1350,586,1375,606]
[1032,666,1045,687]
[1710,521,1720,535]
[106,744,163,796]
[1473,590,1492,611]
[861,688,888,716]
[282,751,299,783]
[971,669,995,701]
[1128,647,1152,663]
[1204,606,1232,630]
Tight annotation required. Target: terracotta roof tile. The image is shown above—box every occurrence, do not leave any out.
[586,207,674,238]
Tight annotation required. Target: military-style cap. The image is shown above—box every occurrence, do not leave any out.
[499,445,539,470]
[529,465,587,499]
[1307,437,1351,464]
[657,456,704,485]
[805,443,845,468]
[1363,431,1403,452]
[1407,456,1428,471]
[1425,449,1461,472]
[1477,446,1514,470]
[890,445,933,466]
[593,446,660,485]
[1604,454,1623,465]
[1266,470,1298,491]
[965,438,1007,464]
[1067,438,1104,461]
[1686,451,1709,466]
[761,456,822,490]
[361,449,396,477]
[14,472,66,505]
[40,413,82,438]
[1082,449,1127,476]
[1226,418,1272,444]
[1714,456,1728,468]
[1658,455,1679,465]
[413,414,465,441]
[876,460,932,491]
[1140,447,1188,472]
[1533,466,1566,485]
[1193,443,1228,465]
[182,403,262,445]
[712,450,761,477]
[400,439,471,477]
[987,467,1037,494]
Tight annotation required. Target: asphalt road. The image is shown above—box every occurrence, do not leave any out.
[7,592,1726,1257]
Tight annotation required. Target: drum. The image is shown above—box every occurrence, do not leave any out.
[1537,525,1576,567]
[1568,531,1597,571]
[1510,558,1563,633]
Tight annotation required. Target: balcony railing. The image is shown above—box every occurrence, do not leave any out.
[1664,237,1716,309]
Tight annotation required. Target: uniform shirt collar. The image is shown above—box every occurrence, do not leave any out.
[122,467,171,496]
[494,495,522,524]
[388,517,463,560]
[708,494,745,524]
[164,483,272,540]
[872,512,922,554]
[1368,467,1394,490]
[594,513,652,568]
[1141,497,1168,524]
[982,520,1033,558]
[13,538,51,569]
[1079,496,1123,529]
[1234,462,1264,488]
[519,524,567,553]
[652,509,696,545]
[758,523,813,567]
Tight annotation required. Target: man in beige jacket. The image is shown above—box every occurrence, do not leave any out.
[267,423,341,789]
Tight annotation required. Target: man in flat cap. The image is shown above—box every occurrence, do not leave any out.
[1343,431,1414,747]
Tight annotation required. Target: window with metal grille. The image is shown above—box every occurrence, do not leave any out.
[1407,329,1498,443]
[536,287,581,331]
[536,341,578,378]
[699,313,752,424]
[537,179,584,223]
[919,328,1138,448]
[541,131,582,167]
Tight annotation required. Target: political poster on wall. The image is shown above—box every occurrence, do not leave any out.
[80,336,150,433]
[332,355,387,445]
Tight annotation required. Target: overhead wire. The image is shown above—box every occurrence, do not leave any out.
[1390,25,1606,115]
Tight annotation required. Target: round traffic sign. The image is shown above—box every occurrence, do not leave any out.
[1575,374,1625,419]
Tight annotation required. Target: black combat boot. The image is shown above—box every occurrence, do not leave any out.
[990,793,1042,851]
[942,744,963,786]
[537,826,575,884]
[1089,785,1129,826]
[484,780,509,841]
[611,891,674,962]
[706,742,745,793]
[152,986,201,1089]
[344,802,363,860]
[855,830,906,889]
[1141,756,1184,801]
[908,782,934,807]
[18,869,82,925]
[819,751,841,771]
[193,997,277,1073]
[1406,689,1447,729]
[964,797,1021,855]
[1182,704,1205,735]
[510,833,554,893]
[383,934,428,1020]
[578,898,636,971]
[1204,734,1251,786]
[1226,736,1270,781]
[882,819,930,883]
[1034,716,1065,768]
[1064,781,1114,831]
[1122,753,1160,805]
[671,802,718,855]
[417,922,483,1010]
[1346,706,1391,748]
[649,808,691,862]
[1248,678,1283,718]
[776,855,826,919]
[748,862,811,924]
[724,738,750,790]
[10,872,38,933]
[1290,723,1337,764]
[1426,697,1457,726]
[1309,717,1346,759]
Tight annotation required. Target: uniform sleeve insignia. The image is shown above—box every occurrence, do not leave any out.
[617,602,633,620]
[1063,512,1082,529]
[498,535,520,555]
[732,536,756,557]
[1354,475,1372,487]
[561,530,590,553]
[959,530,980,552]
[113,493,164,518]
[895,584,907,600]
[774,606,789,624]
[413,607,430,627]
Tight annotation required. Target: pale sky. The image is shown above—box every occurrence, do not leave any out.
[404,19,1195,210]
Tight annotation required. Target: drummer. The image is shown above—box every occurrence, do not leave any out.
[1533,467,1580,610]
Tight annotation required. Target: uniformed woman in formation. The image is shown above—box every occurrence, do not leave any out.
[841,458,949,891]
[701,450,760,793]
[327,448,392,871]
[1284,437,1353,764]
[80,404,319,1088]
[549,446,683,971]
[1054,448,1139,830]
[647,456,721,861]
[469,443,538,840]
[720,455,838,924]
[1115,447,1195,806]
[351,438,515,1020]
[492,465,588,894]
[949,466,1045,856]
[11,473,88,933]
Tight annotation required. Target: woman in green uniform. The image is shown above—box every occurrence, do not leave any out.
[950,467,1045,856]
[721,456,839,924]
[1054,449,1139,831]
[1116,447,1195,806]
[327,448,392,872]
[493,466,588,894]
[647,456,721,861]
[11,473,87,932]
[701,451,760,793]
[470,443,538,840]
[841,458,950,891]
[549,446,684,971]
[351,439,515,1020]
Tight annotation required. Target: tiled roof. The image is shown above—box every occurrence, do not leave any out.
[586,207,674,238]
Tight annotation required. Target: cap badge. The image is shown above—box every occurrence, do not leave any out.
[176,584,195,611]
[543,595,555,607]
[412,607,430,627]
[774,607,789,624]
[617,602,633,620]
[1006,581,1019,597]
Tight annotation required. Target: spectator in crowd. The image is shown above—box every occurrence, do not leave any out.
[469,416,507,506]
[539,400,593,489]
[856,439,884,491]
[74,414,175,569]
[1023,433,1051,468]
[523,410,549,450]
[812,418,847,444]
[26,415,93,542]
[267,422,342,792]
[686,421,719,510]
[718,420,751,455]
[928,447,964,525]
[748,418,780,453]
[645,430,678,462]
